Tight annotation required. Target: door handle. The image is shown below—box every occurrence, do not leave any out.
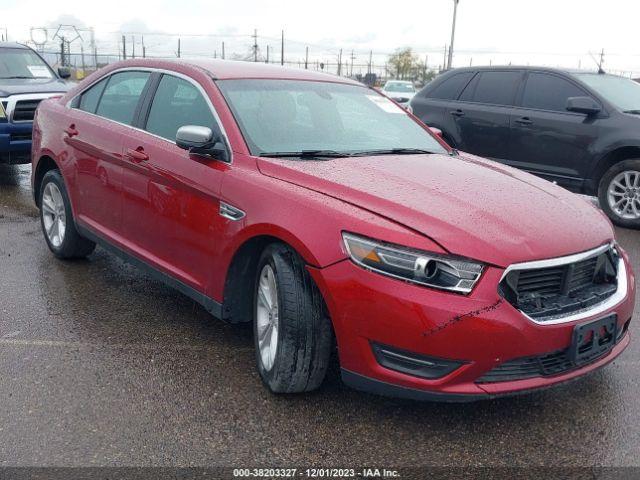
[125,147,149,163]
[64,124,79,137]
[515,117,533,126]
[450,110,465,117]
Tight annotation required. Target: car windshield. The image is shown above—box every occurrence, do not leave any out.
[574,73,640,113]
[384,82,415,93]
[217,79,445,157]
[0,47,54,79]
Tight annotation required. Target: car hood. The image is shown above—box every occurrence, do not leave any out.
[0,77,69,97]
[385,91,415,101]
[257,152,614,267]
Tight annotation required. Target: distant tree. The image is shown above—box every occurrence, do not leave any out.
[387,47,435,84]
[388,48,416,80]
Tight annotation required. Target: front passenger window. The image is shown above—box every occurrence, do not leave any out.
[145,75,217,142]
[95,71,151,125]
[521,73,588,112]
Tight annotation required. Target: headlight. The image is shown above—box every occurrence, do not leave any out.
[342,232,484,294]
[0,101,6,120]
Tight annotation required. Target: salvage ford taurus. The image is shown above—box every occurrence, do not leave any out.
[31,59,634,401]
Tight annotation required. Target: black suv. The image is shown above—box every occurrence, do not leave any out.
[411,66,640,228]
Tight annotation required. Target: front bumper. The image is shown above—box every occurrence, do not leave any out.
[0,121,33,164]
[309,251,634,401]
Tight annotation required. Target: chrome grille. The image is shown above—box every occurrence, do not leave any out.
[500,245,619,323]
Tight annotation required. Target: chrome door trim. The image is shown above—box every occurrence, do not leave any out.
[66,66,233,163]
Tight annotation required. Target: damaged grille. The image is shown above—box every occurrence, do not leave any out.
[500,246,619,322]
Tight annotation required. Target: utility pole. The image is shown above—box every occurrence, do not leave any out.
[447,0,459,69]
[253,29,258,62]
[598,48,605,73]
[142,35,146,58]
[122,35,127,60]
[350,50,355,77]
[280,30,284,65]
[222,41,225,59]
[131,35,135,59]
[368,50,372,75]
[177,38,181,58]
[337,49,342,76]
[266,45,270,63]
[305,46,309,69]
[442,44,447,71]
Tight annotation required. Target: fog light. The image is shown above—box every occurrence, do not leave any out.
[372,343,464,380]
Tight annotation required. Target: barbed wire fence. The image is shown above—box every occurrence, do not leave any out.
[4,25,640,82]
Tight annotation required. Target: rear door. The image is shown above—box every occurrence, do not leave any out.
[66,70,151,238]
[450,70,523,159]
[508,71,602,187]
[411,71,475,141]
[120,72,230,292]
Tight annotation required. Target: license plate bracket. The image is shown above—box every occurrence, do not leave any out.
[569,314,617,366]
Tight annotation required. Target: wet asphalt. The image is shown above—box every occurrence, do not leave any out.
[1,163,639,469]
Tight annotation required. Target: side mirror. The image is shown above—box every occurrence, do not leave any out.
[567,96,601,115]
[429,126,444,139]
[58,67,71,79]
[176,125,229,162]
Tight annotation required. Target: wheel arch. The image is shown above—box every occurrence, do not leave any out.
[590,145,640,195]
[220,226,338,324]
[33,154,61,207]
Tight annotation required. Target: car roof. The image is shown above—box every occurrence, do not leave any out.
[444,65,604,76]
[0,42,31,50]
[104,58,362,85]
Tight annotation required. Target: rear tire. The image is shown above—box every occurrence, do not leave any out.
[598,159,640,229]
[253,243,333,393]
[39,169,96,259]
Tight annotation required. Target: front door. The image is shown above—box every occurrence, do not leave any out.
[508,71,602,185]
[120,73,229,292]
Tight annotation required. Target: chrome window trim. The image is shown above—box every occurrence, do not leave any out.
[501,243,627,325]
[66,66,233,163]
[3,93,64,123]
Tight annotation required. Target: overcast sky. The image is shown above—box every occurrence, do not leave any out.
[3,0,639,75]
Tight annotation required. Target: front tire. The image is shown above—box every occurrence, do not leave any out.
[39,169,96,259]
[253,243,333,393]
[598,159,640,229]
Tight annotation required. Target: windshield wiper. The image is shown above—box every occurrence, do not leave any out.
[259,150,353,159]
[350,148,437,156]
[0,76,33,79]
[623,110,640,115]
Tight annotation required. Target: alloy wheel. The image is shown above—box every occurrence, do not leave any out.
[256,264,279,371]
[607,170,640,220]
[41,182,67,248]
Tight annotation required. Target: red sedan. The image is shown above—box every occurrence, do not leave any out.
[31,59,634,401]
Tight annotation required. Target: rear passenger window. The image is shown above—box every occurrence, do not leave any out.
[145,74,217,142]
[95,71,150,125]
[461,71,520,106]
[78,77,108,113]
[426,72,474,100]
[522,73,587,112]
